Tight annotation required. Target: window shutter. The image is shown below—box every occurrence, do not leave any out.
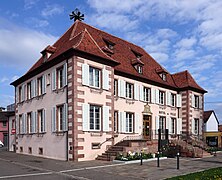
[34,111,37,133]
[63,103,68,131]
[151,88,155,103]
[176,94,182,107]
[118,79,121,97]
[139,85,144,101]
[199,96,203,109]
[166,117,170,132]
[42,75,46,94]
[52,69,57,90]
[102,69,109,90]
[21,84,25,102]
[31,111,34,133]
[63,63,68,87]
[82,103,89,131]
[134,84,139,100]
[52,107,57,132]
[31,80,34,98]
[103,106,110,131]
[16,87,19,104]
[135,113,140,133]
[122,112,126,133]
[155,116,159,132]
[177,118,182,135]
[192,118,195,134]
[24,114,27,134]
[118,112,123,133]
[43,109,46,132]
[82,64,89,86]
[16,115,19,135]
[118,80,126,98]
[191,94,195,107]
[166,92,171,106]
[155,89,159,104]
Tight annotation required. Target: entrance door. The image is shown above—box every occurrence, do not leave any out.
[3,133,8,147]
[143,115,151,140]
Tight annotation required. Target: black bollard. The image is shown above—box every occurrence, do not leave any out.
[177,152,179,169]
[140,151,143,165]
[157,151,160,167]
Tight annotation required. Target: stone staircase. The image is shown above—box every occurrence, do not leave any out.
[96,140,157,161]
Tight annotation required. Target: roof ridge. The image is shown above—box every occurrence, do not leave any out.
[77,21,148,54]
[70,20,79,40]
[172,70,188,75]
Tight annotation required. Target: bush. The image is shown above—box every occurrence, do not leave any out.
[115,151,154,161]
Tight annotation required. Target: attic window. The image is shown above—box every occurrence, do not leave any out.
[131,50,143,60]
[103,38,115,50]
[159,73,166,81]
[135,65,143,74]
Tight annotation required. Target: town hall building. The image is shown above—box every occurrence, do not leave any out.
[11,20,206,161]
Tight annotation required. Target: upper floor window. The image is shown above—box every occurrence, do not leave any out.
[171,93,176,107]
[144,87,151,102]
[126,82,133,99]
[90,105,101,131]
[2,121,7,127]
[18,86,22,102]
[114,79,118,96]
[27,82,31,100]
[52,63,67,91]
[89,67,101,88]
[159,91,165,105]
[194,95,199,108]
[126,112,133,133]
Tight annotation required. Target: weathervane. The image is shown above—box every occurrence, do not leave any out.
[69,8,84,22]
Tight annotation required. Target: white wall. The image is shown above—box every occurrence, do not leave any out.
[205,113,218,132]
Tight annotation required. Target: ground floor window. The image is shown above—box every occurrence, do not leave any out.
[126,112,133,133]
[159,116,166,131]
[114,111,118,132]
[194,118,199,135]
[206,136,218,147]
[171,118,176,134]
[90,105,101,131]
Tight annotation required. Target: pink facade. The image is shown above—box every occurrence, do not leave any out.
[11,21,206,161]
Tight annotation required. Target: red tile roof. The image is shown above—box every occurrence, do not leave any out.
[11,20,207,93]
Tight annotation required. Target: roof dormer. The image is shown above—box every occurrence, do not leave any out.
[156,67,168,81]
[41,45,56,63]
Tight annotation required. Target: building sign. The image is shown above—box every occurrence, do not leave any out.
[11,129,16,134]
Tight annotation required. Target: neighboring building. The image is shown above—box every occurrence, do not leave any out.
[11,20,206,161]
[7,111,16,152]
[203,110,221,148]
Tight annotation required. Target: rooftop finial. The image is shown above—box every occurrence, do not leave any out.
[69,8,84,22]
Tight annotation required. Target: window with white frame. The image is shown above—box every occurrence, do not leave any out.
[18,86,22,103]
[171,93,176,107]
[194,95,199,108]
[159,91,165,105]
[126,82,133,99]
[52,104,67,132]
[144,87,151,102]
[194,118,199,135]
[126,112,133,133]
[37,76,46,96]
[114,79,118,96]
[159,116,166,131]
[89,67,100,88]
[114,111,118,132]
[37,109,45,133]
[52,63,67,90]
[27,82,31,100]
[89,105,101,131]
[19,114,23,134]
[171,118,176,134]
[159,73,166,81]
[27,112,32,134]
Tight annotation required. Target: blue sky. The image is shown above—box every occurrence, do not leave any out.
[0,0,222,122]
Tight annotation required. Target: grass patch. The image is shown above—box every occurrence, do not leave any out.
[167,167,222,180]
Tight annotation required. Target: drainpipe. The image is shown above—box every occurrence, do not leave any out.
[66,59,68,161]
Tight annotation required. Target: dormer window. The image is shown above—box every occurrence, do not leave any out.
[41,45,56,63]
[103,38,115,50]
[159,73,166,81]
[135,65,143,74]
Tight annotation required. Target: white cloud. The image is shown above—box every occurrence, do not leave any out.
[0,77,9,83]
[25,17,49,28]
[41,4,64,17]
[89,13,138,32]
[173,49,196,61]
[24,0,39,10]
[175,37,197,49]
[11,76,19,82]
[0,94,14,107]
[150,52,168,63]
[0,19,57,70]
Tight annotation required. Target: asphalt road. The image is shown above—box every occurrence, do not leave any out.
[0,149,222,180]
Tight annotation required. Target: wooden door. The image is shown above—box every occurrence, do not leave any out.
[143,115,151,140]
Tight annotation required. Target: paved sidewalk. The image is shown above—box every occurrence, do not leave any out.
[0,150,221,180]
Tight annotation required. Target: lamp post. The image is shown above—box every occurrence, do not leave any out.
[177,152,180,169]
[157,151,160,167]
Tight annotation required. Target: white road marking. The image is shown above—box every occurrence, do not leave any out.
[0,172,53,179]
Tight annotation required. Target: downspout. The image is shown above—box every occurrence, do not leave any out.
[66,59,68,161]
